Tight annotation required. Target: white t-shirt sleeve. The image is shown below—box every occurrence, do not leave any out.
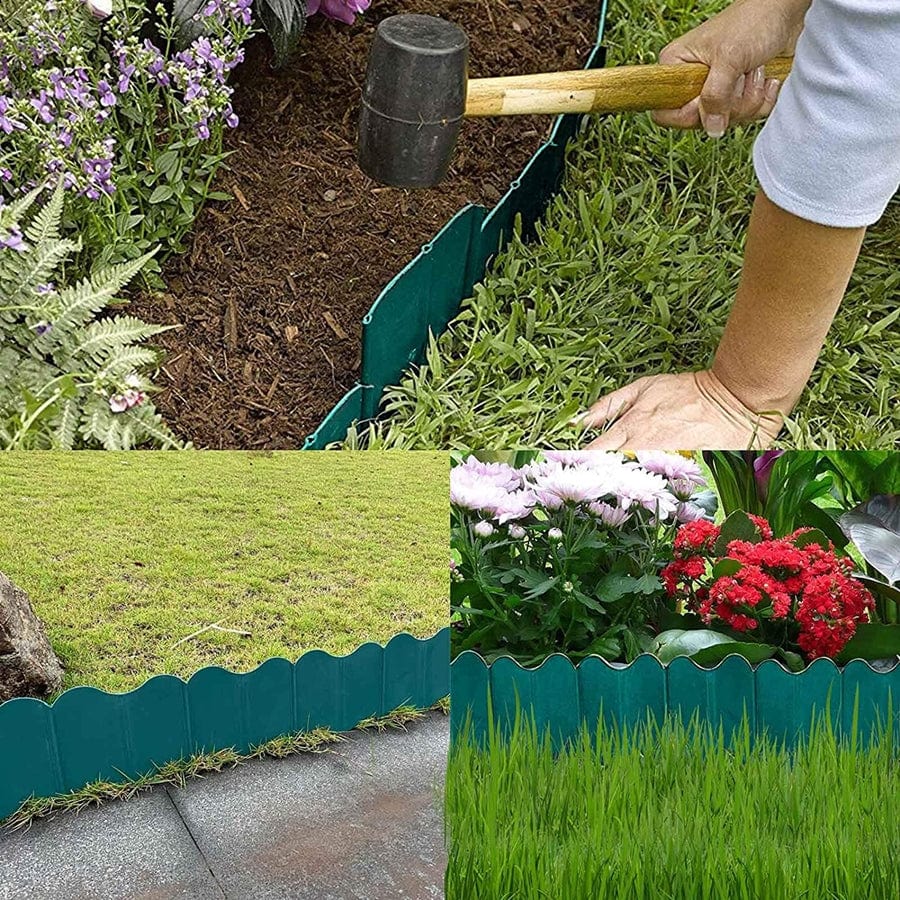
[753,0,900,227]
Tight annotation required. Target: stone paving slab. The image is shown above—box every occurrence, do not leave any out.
[170,712,448,900]
[0,712,447,900]
[0,789,223,900]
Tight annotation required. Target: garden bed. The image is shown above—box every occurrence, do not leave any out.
[449,449,900,746]
[129,0,600,448]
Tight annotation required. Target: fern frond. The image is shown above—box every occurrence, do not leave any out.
[75,315,168,363]
[0,184,42,230]
[52,397,80,450]
[23,180,64,246]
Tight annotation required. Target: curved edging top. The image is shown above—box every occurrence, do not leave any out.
[450,648,900,750]
[452,648,897,675]
[0,628,450,821]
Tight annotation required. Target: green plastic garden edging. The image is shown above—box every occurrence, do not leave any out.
[450,650,900,749]
[302,2,610,448]
[0,628,450,820]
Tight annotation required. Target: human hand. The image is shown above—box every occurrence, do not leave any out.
[575,370,783,450]
[653,0,808,136]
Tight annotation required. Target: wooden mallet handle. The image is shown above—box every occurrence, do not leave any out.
[465,58,793,117]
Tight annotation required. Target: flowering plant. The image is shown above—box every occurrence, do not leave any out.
[659,511,875,668]
[0,0,253,277]
[172,0,371,68]
[0,182,183,448]
[450,451,715,665]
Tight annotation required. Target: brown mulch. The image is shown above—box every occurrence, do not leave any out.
[130,0,599,448]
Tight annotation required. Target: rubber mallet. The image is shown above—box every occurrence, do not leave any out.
[358,14,792,189]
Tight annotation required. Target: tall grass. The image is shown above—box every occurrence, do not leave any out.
[446,711,900,898]
[368,0,900,450]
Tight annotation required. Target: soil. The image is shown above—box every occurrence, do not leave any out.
[130,0,599,448]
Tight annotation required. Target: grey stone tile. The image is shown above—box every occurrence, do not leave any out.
[0,789,224,900]
[169,712,448,900]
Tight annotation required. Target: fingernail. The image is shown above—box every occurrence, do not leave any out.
[752,65,764,88]
[764,78,780,102]
[732,75,745,101]
[704,114,726,138]
[567,412,587,426]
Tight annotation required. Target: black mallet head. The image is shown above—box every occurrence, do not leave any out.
[358,14,469,189]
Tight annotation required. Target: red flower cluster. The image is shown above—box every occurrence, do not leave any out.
[661,517,874,660]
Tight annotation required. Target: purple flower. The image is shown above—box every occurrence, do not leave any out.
[34,321,53,335]
[0,227,26,251]
[753,450,784,501]
[109,394,129,413]
[117,64,135,94]
[0,96,24,134]
[30,90,55,124]
[308,0,371,26]
[97,80,116,107]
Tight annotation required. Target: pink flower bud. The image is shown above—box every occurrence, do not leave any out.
[109,394,128,413]
[474,520,494,538]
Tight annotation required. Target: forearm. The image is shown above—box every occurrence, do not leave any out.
[712,188,864,414]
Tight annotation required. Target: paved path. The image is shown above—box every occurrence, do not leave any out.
[0,713,447,900]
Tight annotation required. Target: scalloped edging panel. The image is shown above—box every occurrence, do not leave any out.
[0,629,450,820]
[450,650,900,749]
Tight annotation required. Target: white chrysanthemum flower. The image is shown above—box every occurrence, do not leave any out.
[636,451,705,486]
[450,467,508,515]
[529,466,613,509]
[588,501,630,528]
[494,489,536,525]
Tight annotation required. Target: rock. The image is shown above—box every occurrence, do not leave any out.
[0,571,63,703]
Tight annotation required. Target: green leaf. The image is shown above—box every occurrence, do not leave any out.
[650,629,734,663]
[258,0,308,67]
[713,510,762,555]
[579,634,621,660]
[596,572,662,602]
[656,610,707,631]
[154,150,179,177]
[777,649,805,672]
[691,641,777,667]
[148,185,175,204]
[792,528,832,551]
[712,558,742,579]
[835,623,900,663]
[853,575,900,623]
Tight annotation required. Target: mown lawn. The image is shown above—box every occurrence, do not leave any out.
[368,0,900,450]
[0,451,448,693]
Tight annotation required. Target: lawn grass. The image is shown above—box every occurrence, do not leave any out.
[0,451,448,693]
[367,0,900,451]
[446,712,900,899]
